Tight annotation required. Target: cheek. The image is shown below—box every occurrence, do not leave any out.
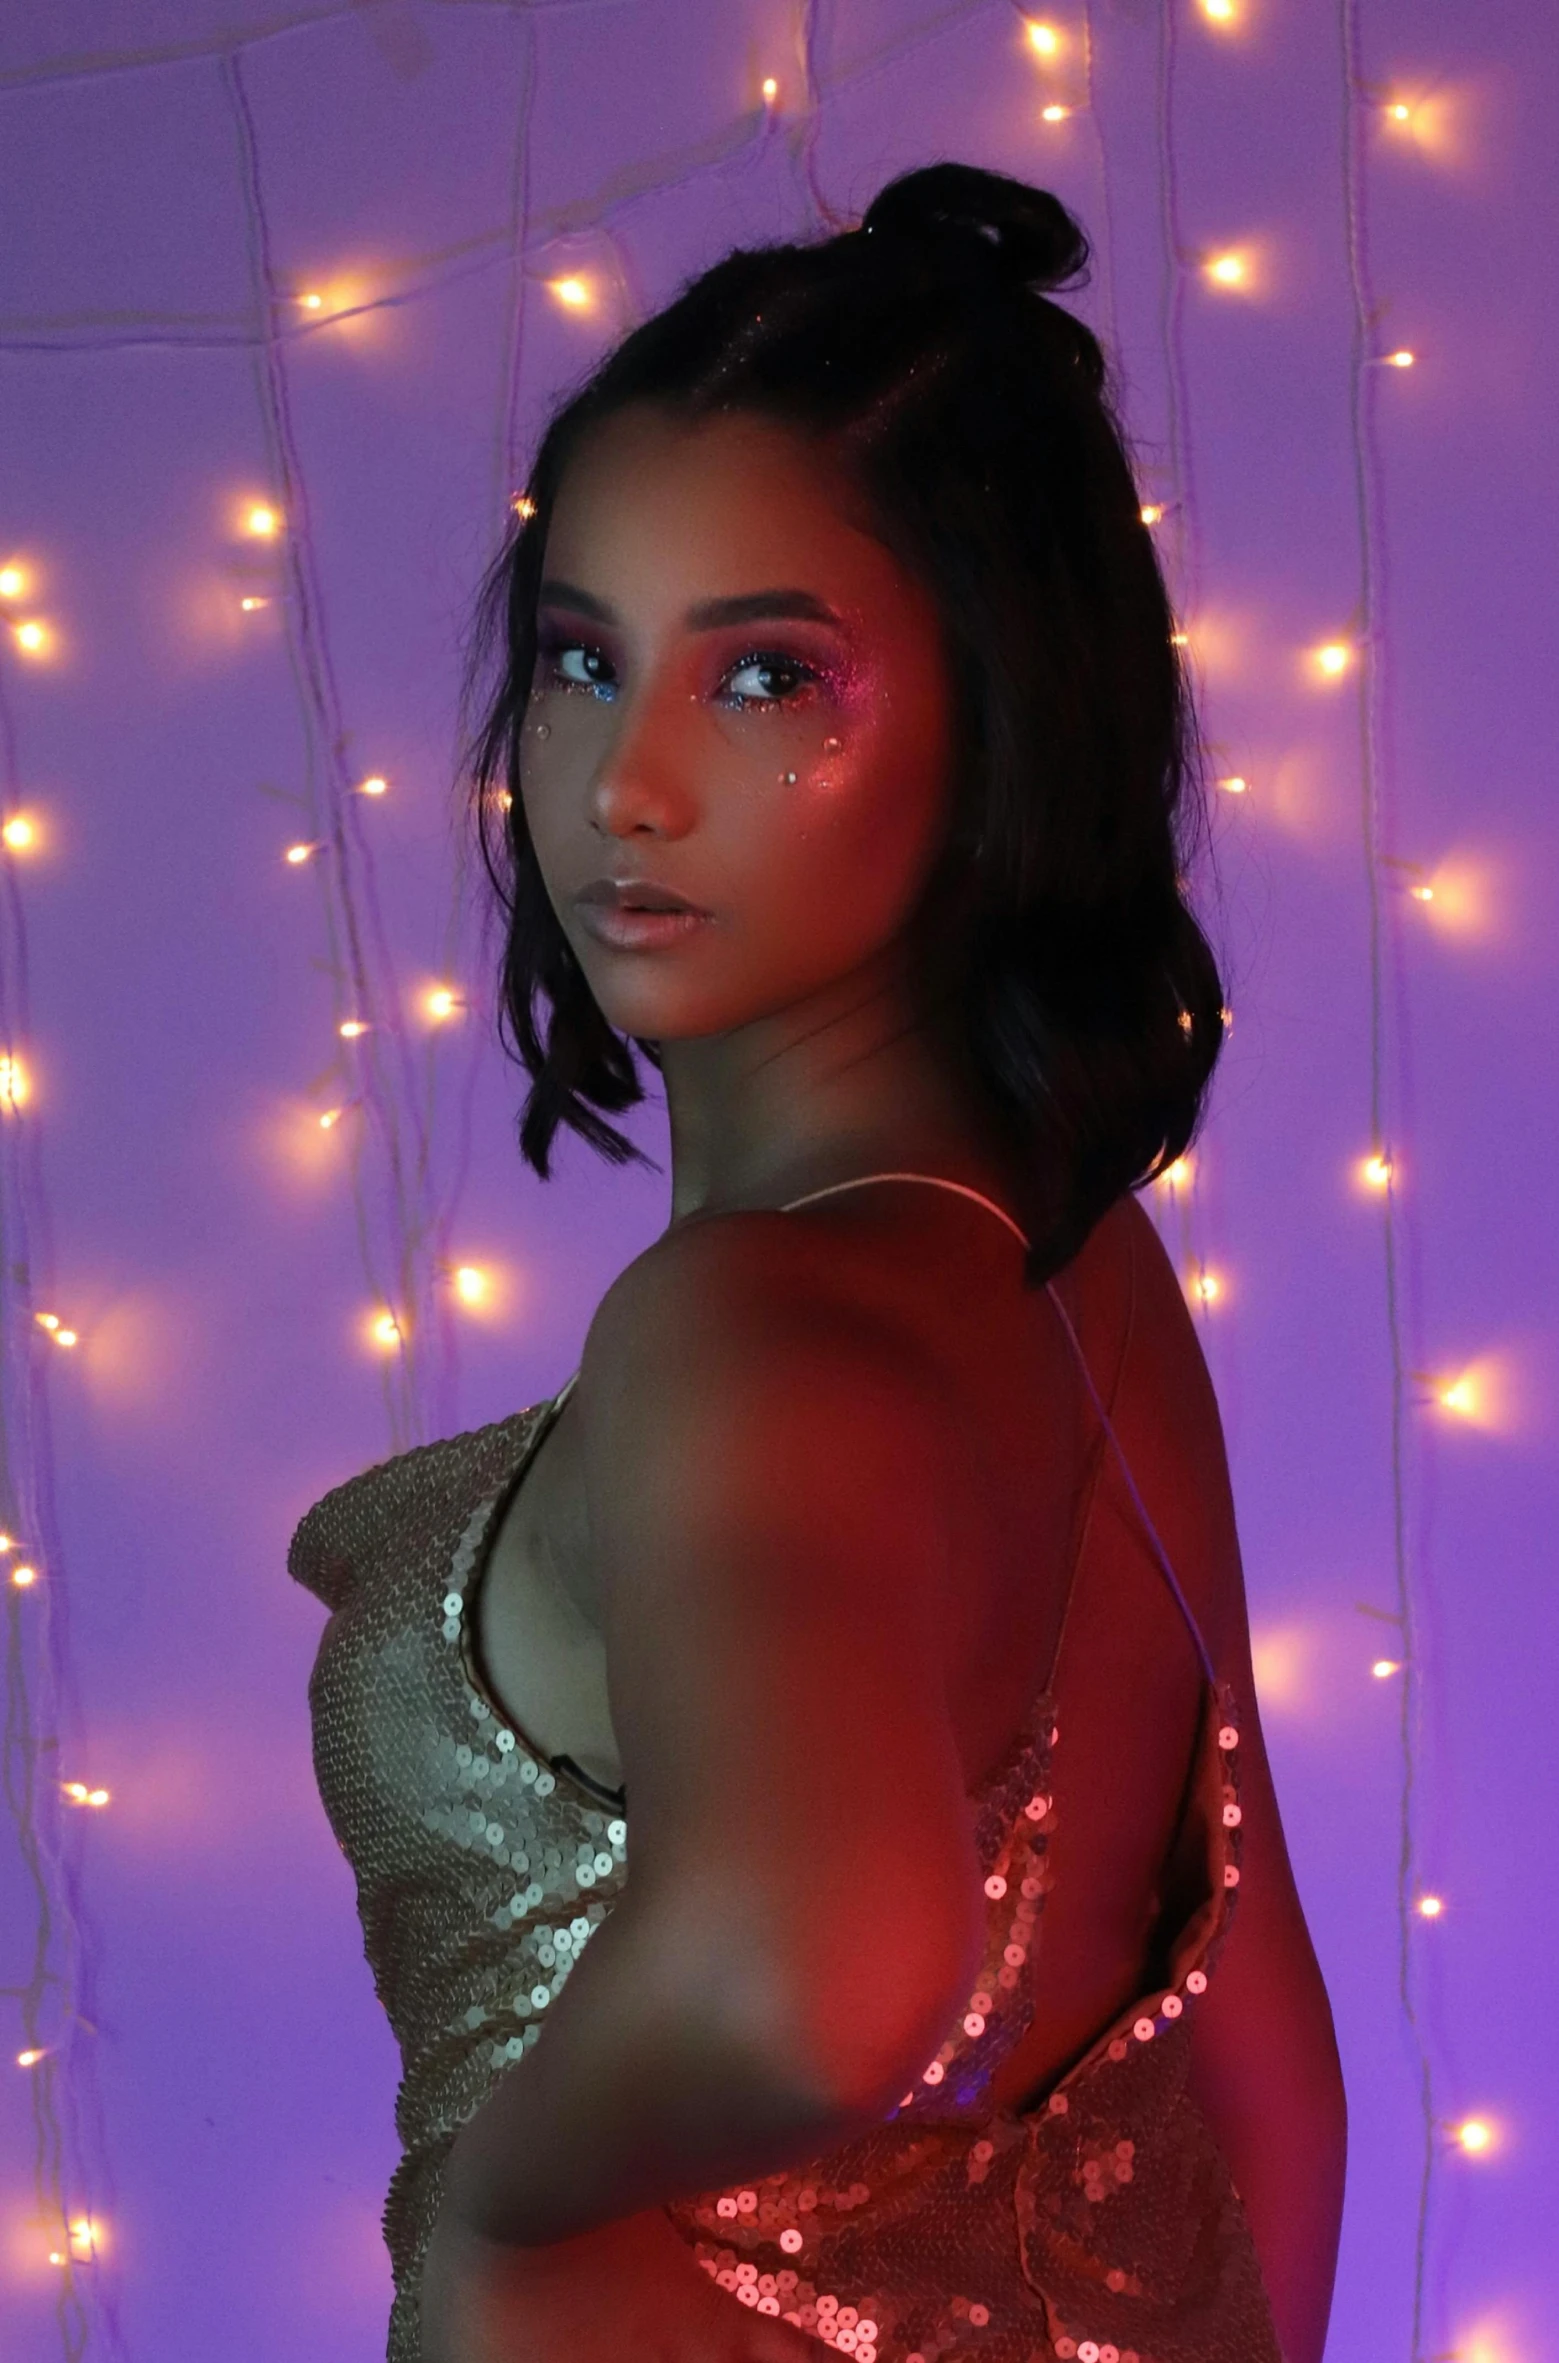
[765,745,948,935]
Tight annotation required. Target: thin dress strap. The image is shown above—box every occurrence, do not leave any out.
[778,1170,1218,1688]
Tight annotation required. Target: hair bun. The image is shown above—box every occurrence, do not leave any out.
[859,161,1090,294]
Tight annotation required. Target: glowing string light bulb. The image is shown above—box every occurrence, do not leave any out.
[511,494,537,522]
[1438,1376,1477,1417]
[245,504,281,537]
[1025,20,1061,56]
[61,1782,110,1807]
[357,774,389,797]
[1384,349,1415,368]
[1200,0,1237,18]
[1217,775,1248,795]
[298,291,324,312]
[338,1019,369,1039]
[239,596,269,613]
[761,76,779,103]
[369,1310,404,1353]
[1140,503,1165,526]
[3,813,37,850]
[1417,1894,1445,1919]
[1191,1271,1222,1306]
[1314,640,1354,677]
[0,565,26,598]
[1204,252,1248,288]
[548,277,592,311]
[1361,1152,1394,1189]
[0,1052,31,1110]
[13,619,50,655]
[424,985,463,1024]
[12,1564,38,1588]
[1453,2118,1494,2156]
[1040,105,1071,123]
[17,2047,46,2067]
[1157,1154,1194,1191]
[1372,1658,1402,1679]
[285,842,320,865]
[453,1265,489,1306]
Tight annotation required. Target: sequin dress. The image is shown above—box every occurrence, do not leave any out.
[289,1176,1283,2363]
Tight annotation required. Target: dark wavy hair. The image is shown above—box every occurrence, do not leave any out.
[461,160,1227,1286]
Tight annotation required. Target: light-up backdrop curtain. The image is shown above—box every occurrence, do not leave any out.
[0,3,1552,2358]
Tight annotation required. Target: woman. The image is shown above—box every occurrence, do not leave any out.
[290,163,1345,2363]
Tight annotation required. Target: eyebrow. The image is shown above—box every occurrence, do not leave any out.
[537,579,846,633]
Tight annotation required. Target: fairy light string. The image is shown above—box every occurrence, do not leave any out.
[1335,0,1437,2344]
[0,1,1499,2351]
[0,633,106,2358]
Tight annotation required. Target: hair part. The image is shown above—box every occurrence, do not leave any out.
[461,160,1228,1286]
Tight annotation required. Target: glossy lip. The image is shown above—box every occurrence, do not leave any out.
[573,902,712,951]
[574,876,707,914]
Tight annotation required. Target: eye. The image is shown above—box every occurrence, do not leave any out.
[719,650,821,709]
[537,637,618,699]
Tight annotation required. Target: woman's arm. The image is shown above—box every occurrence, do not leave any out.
[442,1215,986,2248]
[1187,1673,1347,2363]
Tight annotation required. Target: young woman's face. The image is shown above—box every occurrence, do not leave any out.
[519,403,958,1045]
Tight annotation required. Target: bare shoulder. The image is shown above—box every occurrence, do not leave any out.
[576,1205,955,1466]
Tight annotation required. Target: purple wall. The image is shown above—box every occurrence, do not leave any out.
[0,4,1551,2358]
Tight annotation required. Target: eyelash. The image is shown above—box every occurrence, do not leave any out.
[534,635,823,711]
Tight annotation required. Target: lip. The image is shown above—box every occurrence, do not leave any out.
[574,877,707,913]
[573,902,713,951]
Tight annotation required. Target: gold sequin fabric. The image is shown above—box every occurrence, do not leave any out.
[290,1390,1282,2363]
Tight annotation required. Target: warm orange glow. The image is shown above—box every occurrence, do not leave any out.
[1025,19,1061,56]
[245,504,281,538]
[0,1053,31,1110]
[1204,251,1249,288]
[511,494,536,521]
[1313,640,1354,679]
[13,619,51,657]
[1156,1154,1194,1191]
[0,1532,12,1549]
[454,1265,489,1305]
[0,564,27,599]
[1438,1376,1477,1416]
[1384,348,1415,367]
[318,1107,342,1130]
[1454,2117,1494,2155]
[239,596,269,613]
[338,1020,369,1039]
[549,276,592,310]
[285,842,318,865]
[17,2047,45,2066]
[358,774,388,797]
[1199,0,1237,19]
[1190,1270,1222,1306]
[12,1565,38,1589]
[424,985,462,1024]
[3,813,37,850]
[1417,1894,1445,1919]
[1360,1152,1394,1190]
[61,1782,110,1807]
[369,1310,404,1353]
[35,1312,58,1332]
[1140,504,1165,525]
[1217,775,1248,795]
[1040,104,1071,122]
[1371,1658,1401,1680]
[299,291,325,311]
[761,76,778,102]
[54,1329,78,1349]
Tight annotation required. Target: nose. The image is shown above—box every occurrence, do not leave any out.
[584,680,698,842]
